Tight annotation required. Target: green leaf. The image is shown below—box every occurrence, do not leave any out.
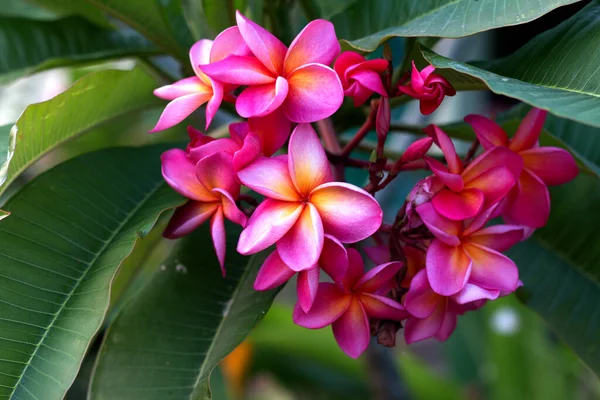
[0,124,11,169]
[0,66,161,197]
[508,174,600,376]
[0,16,157,84]
[89,229,278,400]
[331,0,582,52]
[422,1,600,128]
[85,0,194,60]
[27,0,113,27]
[0,144,184,399]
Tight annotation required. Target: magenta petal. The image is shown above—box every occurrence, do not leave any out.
[354,262,402,293]
[404,269,439,318]
[210,207,227,276]
[310,182,382,243]
[403,301,446,344]
[319,234,348,282]
[433,311,457,342]
[431,188,484,221]
[205,79,223,129]
[348,83,374,107]
[410,61,426,92]
[150,93,210,132]
[462,146,523,183]
[236,10,287,75]
[332,298,370,359]
[451,283,500,304]
[297,267,320,312]
[364,245,391,265]
[293,282,350,328]
[284,63,344,123]
[415,203,461,246]
[213,188,247,227]
[189,39,212,77]
[334,51,365,87]
[425,157,464,192]
[349,69,386,96]
[237,199,303,254]
[400,137,433,163]
[161,149,213,201]
[504,170,550,228]
[248,108,292,156]
[232,131,262,173]
[463,243,519,292]
[277,203,324,272]
[199,55,276,85]
[164,201,218,239]
[236,77,289,118]
[464,114,509,150]
[189,137,241,163]
[237,155,300,201]
[288,123,333,195]
[510,108,547,152]
[342,248,365,290]
[284,19,340,75]
[467,225,524,252]
[154,77,206,100]
[195,151,239,196]
[520,147,578,186]
[464,166,516,208]
[210,26,250,62]
[360,293,407,321]
[254,250,294,291]
[424,125,463,174]
[426,240,471,296]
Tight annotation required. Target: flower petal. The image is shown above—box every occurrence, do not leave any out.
[154,77,207,100]
[161,149,213,201]
[425,157,464,192]
[254,250,295,291]
[297,267,320,312]
[236,155,300,201]
[248,108,292,156]
[410,61,426,92]
[464,114,509,150]
[431,188,484,221]
[277,203,324,271]
[189,137,241,163]
[520,147,578,186]
[403,300,446,345]
[284,63,344,123]
[462,243,519,292]
[426,240,471,296]
[359,293,407,321]
[195,152,238,195]
[332,298,370,358]
[467,225,523,252]
[293,282,350,328]
[504,170,550,228]
[510,108,547,152]
[404,270,439,318]
[189,39,213,79]
[213,188,247,227]
[433,311,457,342]
[210,26,250,63]
[342,248,365,290]
[284,19,340,75]
[464,166,515,207]
[310,182,382,243]
[232,131,263,173]
[348,69,386,96]
[347,83,375,107]
[364,245,391,265]
[236,10,286,75]
[288,124,333,196]
[237,199,303,254]
[462,146,523,183]
[199,55,276,85]
[236,77,289,118]
[150,93,210,132]
[400,137,433,164]
[210,207,227,276]
[451,283,500,304]
[319,234,348,282]
[415,203,461,246]
[164,201,218,239]
[354,262,402,293]
[424,125,463,174]
[205,79,223,129]
[334,51,365,87]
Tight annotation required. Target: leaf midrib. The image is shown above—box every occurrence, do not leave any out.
[8,179,167,399]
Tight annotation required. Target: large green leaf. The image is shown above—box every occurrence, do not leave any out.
[89,228,278,400]
[0,144,184,400]
[27,0,112,27]
[331,0,582,52]
[422,1,600,128]
[0,16,157,84]
[508,174,600,375]
[85,0,194,60]
[0,66,161,197]
[0,124,11,169]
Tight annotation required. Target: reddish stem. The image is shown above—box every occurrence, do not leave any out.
[341,100,379,157]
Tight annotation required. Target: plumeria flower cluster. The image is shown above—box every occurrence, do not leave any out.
[151,12,578,358]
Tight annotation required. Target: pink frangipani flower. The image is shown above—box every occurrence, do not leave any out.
[334,51,388,106]
[200,11,343,123]
[161,146,247,275]
[425,124,522,220]
[403,269,486,344]
[228,108,293,157]
[151,27,250,132]
[398,62,456,115]
[254,235,348,312]
[294,248,407,358]
[416,202,523,298]
[465,108,578,227]
[236,124,383,271]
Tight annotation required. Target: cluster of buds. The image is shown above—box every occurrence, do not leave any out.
[152,12,578,358]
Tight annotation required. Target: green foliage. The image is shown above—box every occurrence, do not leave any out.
[0,144,183,400]
[89,228,278,400]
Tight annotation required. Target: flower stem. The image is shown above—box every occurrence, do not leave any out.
[341,100,379,157]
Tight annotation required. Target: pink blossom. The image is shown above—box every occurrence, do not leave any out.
[151,27,250,132]
[236,124,383,271]
[334,51,388,106]
[465,108,578,227]
[398,61,456,115]
[200,11,343,123]
[425,125,522,221]
[254,235,348,312]
[416,202,523,297]
[161,145,247,275]
[228,109,293,157]
[294,248,406,358]
[403,269,485,344]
